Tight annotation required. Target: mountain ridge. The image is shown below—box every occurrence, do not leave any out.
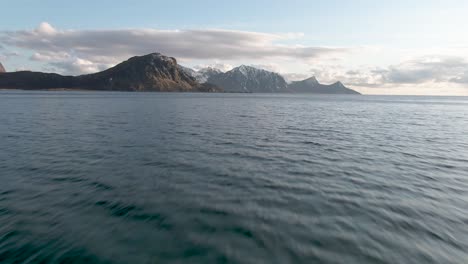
[0,53,221,92]
[0,53,360,94]
[288,77,360,94]
[206,65,289,93]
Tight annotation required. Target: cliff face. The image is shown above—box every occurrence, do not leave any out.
[0,53,222,92]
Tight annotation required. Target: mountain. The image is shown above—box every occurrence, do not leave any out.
[177,65,197,79]
[193,67,223,83]
[76,53,201,91]
[0,71,75,89]
[288,77,360,94]
[179,66,222,83]
[0,53,222,92]
[207,65,288,93]
[0,54,359,94]
[0,62,5,73]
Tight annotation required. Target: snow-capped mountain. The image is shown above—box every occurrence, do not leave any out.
[178,65,197,77]
[178,66,222,83]
[207,65,288,93]
[194,67,223,83]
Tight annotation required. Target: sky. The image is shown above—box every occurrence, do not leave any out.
[1,0,468,95]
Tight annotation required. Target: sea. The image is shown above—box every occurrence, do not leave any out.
[0,91,467,264]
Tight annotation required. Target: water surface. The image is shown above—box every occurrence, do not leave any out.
[1,91,468,263]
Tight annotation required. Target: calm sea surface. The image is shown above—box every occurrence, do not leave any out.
[1,91,467,264]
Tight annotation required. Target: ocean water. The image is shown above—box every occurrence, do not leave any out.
[0,91,467,264]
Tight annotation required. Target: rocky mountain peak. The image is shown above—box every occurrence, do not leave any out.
[207,65,288,93]
[233,65,265,76]
[82,52,199,91]
[0,62,5,73]
[129,53,178,68]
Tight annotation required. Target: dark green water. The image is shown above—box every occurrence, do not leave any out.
[1,91,467,263]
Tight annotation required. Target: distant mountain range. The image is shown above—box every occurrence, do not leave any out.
[181,65,359,94]
[0,53,360,94]
[288,77,359,94]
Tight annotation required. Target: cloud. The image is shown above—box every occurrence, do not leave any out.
[382,56,468,84]
[281,73,310,82]
[0,22,347,74]
[192,63,233,72]
[249,63,282,73]
[0,51,19,61]
[36,22,57,35]
[50,58,112,75]
[450,72,468,84]
[2,23,467,94]
[30,51,70,62]
[308,55,468,88]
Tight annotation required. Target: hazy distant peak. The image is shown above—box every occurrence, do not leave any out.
[333,81,345,87]
[288,77,360,94]
[304,76,319,84]
[0,62,5,73]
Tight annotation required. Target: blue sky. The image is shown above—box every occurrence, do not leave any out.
[1,0,468,95]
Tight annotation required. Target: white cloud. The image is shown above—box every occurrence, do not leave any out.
[50,58,112,75]
[192,63,233,72]
[382,56,468,84]
[0,22,346,74]
[307,55,468,89]
[281,73,310,82]
[0,51,19,61]
[249,63,282,73]
[36,22,57,35]
[30,51,70,62]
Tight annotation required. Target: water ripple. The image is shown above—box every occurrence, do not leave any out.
[1,92,468,263]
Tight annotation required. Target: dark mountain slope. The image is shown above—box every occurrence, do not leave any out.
[288,77,360,94]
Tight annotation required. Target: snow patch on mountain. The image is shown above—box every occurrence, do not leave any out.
[178,65,223,83]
